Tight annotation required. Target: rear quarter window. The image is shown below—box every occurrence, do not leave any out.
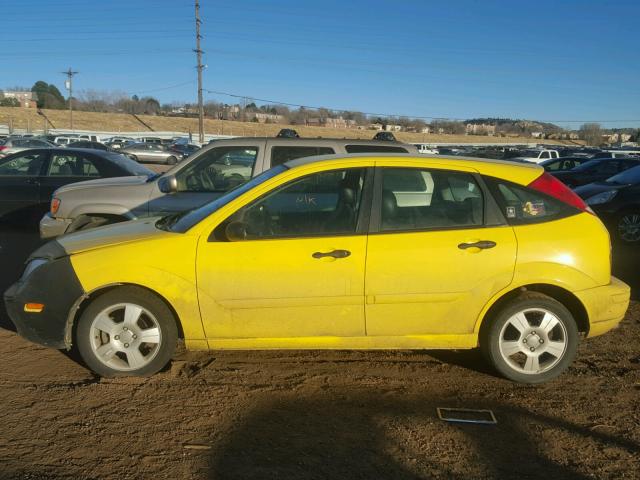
[485,177,577,225]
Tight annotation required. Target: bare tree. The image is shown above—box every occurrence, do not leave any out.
[579,123,603,146]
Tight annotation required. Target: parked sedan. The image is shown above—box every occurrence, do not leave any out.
[6,155,629,383]
[540,157,591,172]
[575,165,640,243]
[120,143,180,165]
[168,143,200,160]
[0,148,152,230]
[66,140,113,151]
[551,158,640,188]
[0,138,56,158]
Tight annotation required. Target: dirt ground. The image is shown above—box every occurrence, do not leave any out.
[1,226,639,479]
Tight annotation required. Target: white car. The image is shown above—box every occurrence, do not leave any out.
[512,149,560,164]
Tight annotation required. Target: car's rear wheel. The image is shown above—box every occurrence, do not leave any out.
[166,156,177,165]
[76,286,178,377]
[480,292,578,384]
[617,211,640,243]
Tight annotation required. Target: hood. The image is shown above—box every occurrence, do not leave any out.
[55,175,151,194]
[574,181,626,199]
[33,217,172,258]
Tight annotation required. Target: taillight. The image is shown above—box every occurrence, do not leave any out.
[50,198,61,216]
[0,146,7,151]
[527,172,592,213]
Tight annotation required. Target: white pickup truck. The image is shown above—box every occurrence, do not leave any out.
[512,149,560,164]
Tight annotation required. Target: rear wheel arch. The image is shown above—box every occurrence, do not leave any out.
[65,283,185,348]
[477,283,590,339]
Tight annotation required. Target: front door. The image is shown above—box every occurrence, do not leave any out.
[196,167,370,339]
[365,166,517,337]
[148,143,264,216]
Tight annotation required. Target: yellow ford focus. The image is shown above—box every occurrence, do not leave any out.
[5,154,630,383]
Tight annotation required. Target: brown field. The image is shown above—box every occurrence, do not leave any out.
[0,106,582,145]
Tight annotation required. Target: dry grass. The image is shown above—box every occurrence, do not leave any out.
[0,106,581,145]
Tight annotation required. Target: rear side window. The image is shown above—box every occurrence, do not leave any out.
[486,178,575,225]
[270,146,335,167]
[345,145,408,153]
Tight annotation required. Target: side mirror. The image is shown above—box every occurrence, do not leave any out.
[158,175,177,194]
[225,221,247,242]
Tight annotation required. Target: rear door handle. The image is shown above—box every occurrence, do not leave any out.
[458,241,496,250]
[312,249,351,259]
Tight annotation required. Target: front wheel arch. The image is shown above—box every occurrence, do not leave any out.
[66,283,185,349]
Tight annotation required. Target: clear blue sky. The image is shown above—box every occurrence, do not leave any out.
[1,0,638,128]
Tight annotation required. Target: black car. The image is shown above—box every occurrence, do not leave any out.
[276,128,300,139]
[550,157,640,188]
[373,131,397,142]
[540,156,592,172]
[66,140,113,151]
[168,143,200,160]
[0,148,153,230]
[575,166,640,244]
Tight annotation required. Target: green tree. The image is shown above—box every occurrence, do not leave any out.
[31,81,65,109]
[0,97,20,107]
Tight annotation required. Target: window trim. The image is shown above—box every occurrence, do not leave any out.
[368,166,505,235]
[209,166,374,242]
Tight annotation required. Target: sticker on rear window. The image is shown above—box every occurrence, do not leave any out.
[523,201,546,217]
[506,206,516,218]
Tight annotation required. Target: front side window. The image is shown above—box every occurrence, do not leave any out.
[0,152,46,176]
[176,146,258,193]
[380,168,483,231]
[270,146,334,167]
[48,153,100,177]
[218,168,367,240]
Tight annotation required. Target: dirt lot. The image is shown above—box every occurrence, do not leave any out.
[1,227,639,480]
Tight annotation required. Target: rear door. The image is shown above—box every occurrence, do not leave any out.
[0,150,48,228]
[364,162,517,338]
[40,151,104,200]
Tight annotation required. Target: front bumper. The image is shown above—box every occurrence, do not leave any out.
[39,213,72,239]
[574,276,630,338]
[4,253,84,350]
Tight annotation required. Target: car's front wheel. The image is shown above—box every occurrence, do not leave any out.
[480,292,578,384]
[166,156,177,165]
[76,286,178,377]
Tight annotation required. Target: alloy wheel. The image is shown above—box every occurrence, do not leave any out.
[89,302,162,371]
[618,213,640,243]
[498,308,568,375]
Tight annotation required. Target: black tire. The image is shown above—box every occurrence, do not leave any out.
[616,210,640,244]
[76,286,178,377]
[166,156,177,165]
[480,292,579,384]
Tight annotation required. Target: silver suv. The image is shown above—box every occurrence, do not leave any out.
[40,137,417,238]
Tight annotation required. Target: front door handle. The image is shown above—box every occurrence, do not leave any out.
[458,240,496,250]
[312,249,351,259]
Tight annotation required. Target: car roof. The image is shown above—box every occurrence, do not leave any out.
[208,136,414,147]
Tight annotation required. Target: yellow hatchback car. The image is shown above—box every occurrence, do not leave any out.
[5,154,630,383]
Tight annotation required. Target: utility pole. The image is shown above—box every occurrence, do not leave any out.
[62,68,78,130]
[194,0,205,143]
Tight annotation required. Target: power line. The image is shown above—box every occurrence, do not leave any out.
[204,89,640,124]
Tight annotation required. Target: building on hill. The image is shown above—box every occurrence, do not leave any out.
[465,123,496,135]
[2,91,37,108]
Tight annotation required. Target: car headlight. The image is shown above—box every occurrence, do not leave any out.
[586,190,618,206]
[21,258,49,281]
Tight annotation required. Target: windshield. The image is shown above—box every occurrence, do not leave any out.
[606,165,640,185]
[104,152,154,176]
[162,165,288,233]
[571,159,602,172]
